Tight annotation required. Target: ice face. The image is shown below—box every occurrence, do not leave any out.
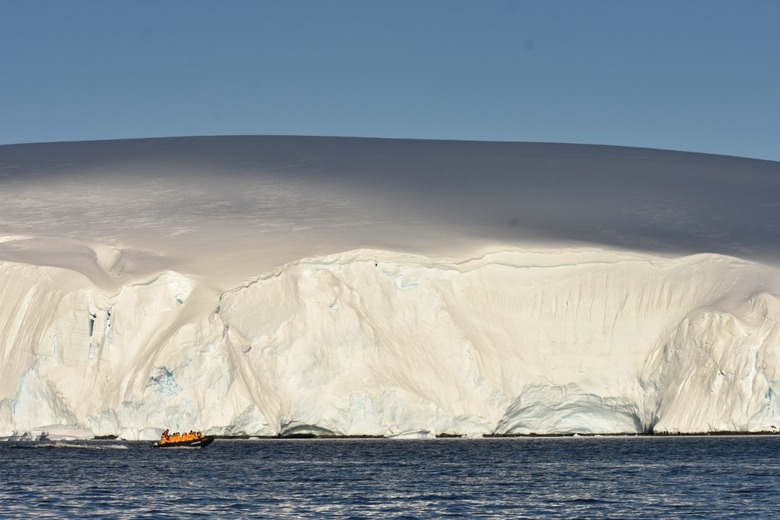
[1,137,780,438]
[2,247,779,438]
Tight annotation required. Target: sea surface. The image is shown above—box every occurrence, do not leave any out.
[1,436,778,518]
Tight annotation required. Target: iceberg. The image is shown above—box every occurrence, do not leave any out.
[1,136,779,437]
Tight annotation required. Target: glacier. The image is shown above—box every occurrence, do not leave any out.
[1,136,780,439]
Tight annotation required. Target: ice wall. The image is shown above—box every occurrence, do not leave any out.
[642,292,780,433]
[3,247,779,439]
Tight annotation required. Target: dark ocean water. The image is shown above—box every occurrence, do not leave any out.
[1,436,778,518]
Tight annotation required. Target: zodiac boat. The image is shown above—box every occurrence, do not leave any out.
[152,430,215,448]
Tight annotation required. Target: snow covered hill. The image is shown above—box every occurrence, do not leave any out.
[1,137,780,439]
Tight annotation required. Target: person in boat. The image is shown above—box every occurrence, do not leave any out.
[159,429,207,444]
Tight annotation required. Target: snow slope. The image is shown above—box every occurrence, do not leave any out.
[1,137,780,438]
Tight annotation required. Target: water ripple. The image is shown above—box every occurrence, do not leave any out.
[1,437,780,518]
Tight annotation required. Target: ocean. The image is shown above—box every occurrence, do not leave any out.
[1,436,778,518]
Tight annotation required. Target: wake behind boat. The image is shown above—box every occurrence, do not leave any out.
[152,429,214,448]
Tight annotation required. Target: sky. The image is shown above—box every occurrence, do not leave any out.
[1,0,779,162]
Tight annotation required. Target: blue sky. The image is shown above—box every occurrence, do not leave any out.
[2,1,779,161]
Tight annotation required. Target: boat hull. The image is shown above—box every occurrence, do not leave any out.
[151,436,215,448]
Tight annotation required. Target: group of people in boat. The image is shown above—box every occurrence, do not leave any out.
[160,429,204,444]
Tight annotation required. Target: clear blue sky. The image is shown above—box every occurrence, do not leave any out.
[2,1,779,161]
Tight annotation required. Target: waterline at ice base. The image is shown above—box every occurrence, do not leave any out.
[2,136,780,440]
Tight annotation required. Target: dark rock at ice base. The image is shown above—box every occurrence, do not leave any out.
[279,423,337,438]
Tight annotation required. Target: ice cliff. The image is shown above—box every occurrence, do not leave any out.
[2,137,780,439]
[3,246,780,439]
